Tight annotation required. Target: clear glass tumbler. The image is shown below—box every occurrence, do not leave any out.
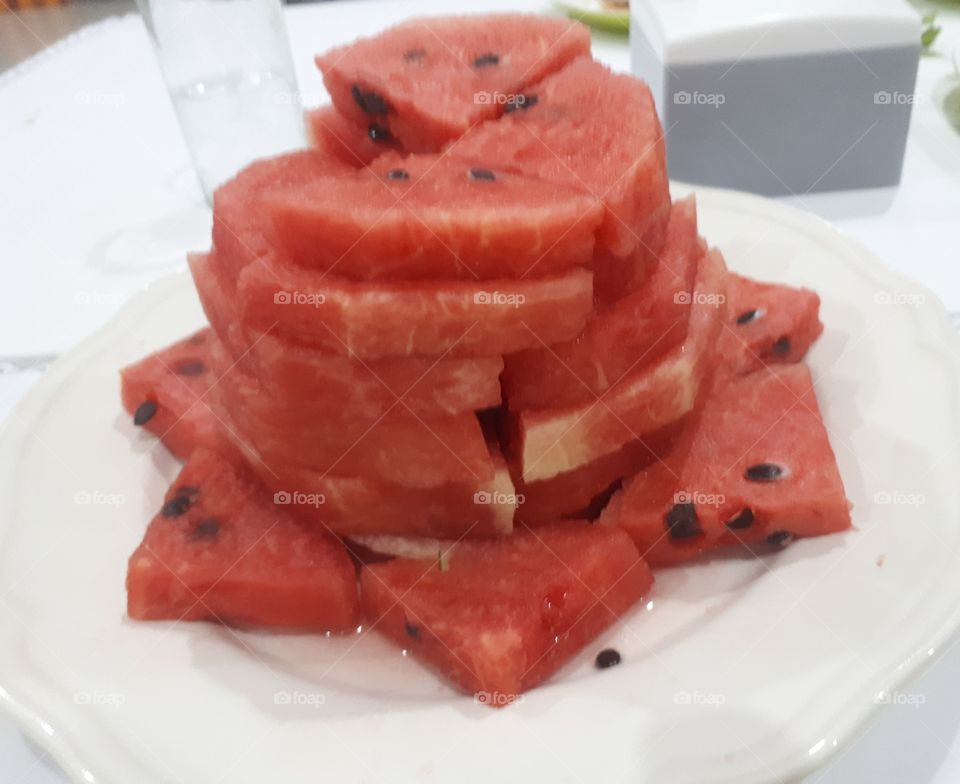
[137,0,307,202]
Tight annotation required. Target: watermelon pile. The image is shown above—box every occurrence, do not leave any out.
[120,15,850,704]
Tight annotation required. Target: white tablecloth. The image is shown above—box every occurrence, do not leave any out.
[1,1,959,781]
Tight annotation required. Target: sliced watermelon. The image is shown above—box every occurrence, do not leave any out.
[718,274,824,374]
[502,196,701,412]
[601,365,851,566]
[127,448,359,631]
[247,334,503,417]
[451,56,670,260]
[232,251,594,359]
[592,200,670,307]
[516,246,727,483]
[120,329,220,459]
[360,522,652,701]
[268,155,603,282]
[305,104,403,166]
[316,14,591,153]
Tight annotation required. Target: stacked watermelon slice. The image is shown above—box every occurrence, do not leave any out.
[121,15,850,702]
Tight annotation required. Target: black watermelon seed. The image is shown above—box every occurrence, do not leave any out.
[133,400,157,426]
[595,648,621,669]
[473,52,500,68]
[767,530,794,547]
[161,495,192,518]
[744,463,785,483]
[176,360,206,376]
[736,308,761,325]
[771,336,791,356]
[726,508,755,530]
[504,94,538,113]
[351,85,389,114]
[469,167,496,182]
[404,621,421,640]
[403,48,426,62]
[368,123,393,143]
[191,518,220,541]
[665,502,701,540]
[176,485,200,498]
[386,168,409,181]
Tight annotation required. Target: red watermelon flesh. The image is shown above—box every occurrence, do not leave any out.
[236,251,594,359]
[600,364,851,566]
[359,522,652,701]
[214,361,495,489]
[316,14,592,153]
[516,246,727,483]
[127,448,359,631]
[592,200,670,308]
[718,274,824,375]
[231,433,517,539]
[268,155,603,282]
[120,329,220,459]
[305,104,403,166]
[502,196,702,412]
[247,334,503,417]
[450,56,670,261]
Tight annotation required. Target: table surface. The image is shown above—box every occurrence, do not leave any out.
[1,1,959,782]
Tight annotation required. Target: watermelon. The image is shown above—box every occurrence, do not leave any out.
[502,196,701,412]
[127,448,359,631]
[515,246,727,483]
[305,104,403,166]
[268,155,603,282]
[316,14,592,153]
[236,437,518,539]
[601,365,851,566]
[718,274,824,374]
[120,329,220,459]
[229,251,595,359]
[247,334,503,417]
[592,203,669,307]
[359,522,652,700]
[450,56,670,260]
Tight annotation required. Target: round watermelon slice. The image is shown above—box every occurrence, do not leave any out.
[120,329,221,459]
[316,14,592,153]
[600,364,851,565]
[231,251,594,359]
[268,155,603,282]
[359,522,652,701]
[516,246,727,483]
[718,273,824,375]
[449,56,670,261]
[127,448,359,631]
[305,104,403,166]
[502,196,702,412]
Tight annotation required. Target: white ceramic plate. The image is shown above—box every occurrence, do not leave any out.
[2,186,959,784]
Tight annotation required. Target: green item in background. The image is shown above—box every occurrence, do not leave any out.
[922,12,942,53]
[554,0,629,34]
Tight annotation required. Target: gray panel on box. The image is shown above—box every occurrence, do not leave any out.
[638,43,919,195]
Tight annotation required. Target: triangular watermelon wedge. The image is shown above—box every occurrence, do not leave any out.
[359,522,652,702]
[127,448,359,631]
[600,364,851,566]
